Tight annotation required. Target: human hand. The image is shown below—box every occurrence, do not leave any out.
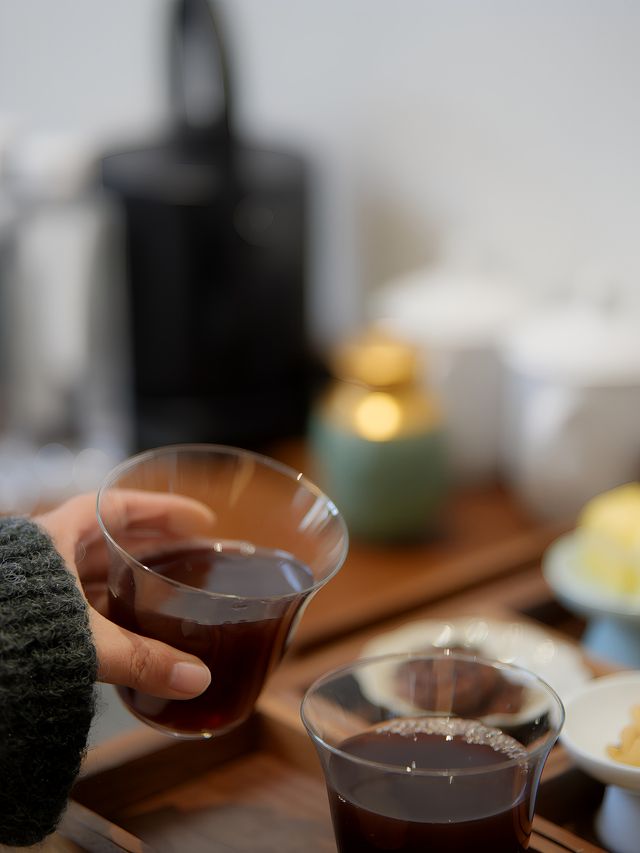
[35,491,214,701]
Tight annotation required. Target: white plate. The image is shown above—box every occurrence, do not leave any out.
[543,532,640,623]
[561,671,640,792]
[357,615,590,721]
[561,672,640,853]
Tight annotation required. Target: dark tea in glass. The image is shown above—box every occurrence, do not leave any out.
[327,718,530,853]
[98,444,348,738]
[109,542,314,735]
[302,653,564,853]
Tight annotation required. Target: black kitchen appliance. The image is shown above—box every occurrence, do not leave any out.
[101,0,315,451]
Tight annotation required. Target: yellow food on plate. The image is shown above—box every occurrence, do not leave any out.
[607,705,640,766]
[578,483,640,595]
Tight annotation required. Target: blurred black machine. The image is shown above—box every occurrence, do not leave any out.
[102,0,315,452]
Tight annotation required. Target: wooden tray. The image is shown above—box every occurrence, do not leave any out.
[63,708,606,853]
[258,576,615,853]
[66,713,333,853]
[63,575,613,853]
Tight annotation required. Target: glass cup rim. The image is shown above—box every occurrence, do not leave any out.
[96,442,349,603]
[300,650,565,778]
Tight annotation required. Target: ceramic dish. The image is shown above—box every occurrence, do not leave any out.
[561,671,640,853]
[357,616,590,725]
[543,532,640,667]
[561,671,640,791]
[543,532,640,620]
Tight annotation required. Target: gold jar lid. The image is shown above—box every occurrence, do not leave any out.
[321,327,441,439]
[331,327,419,389]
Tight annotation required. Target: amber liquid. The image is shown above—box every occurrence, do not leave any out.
[108,543,314,736]
[327,719,531,852]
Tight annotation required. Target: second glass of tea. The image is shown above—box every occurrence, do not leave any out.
[97,444,348,738]
[302,651,564,853]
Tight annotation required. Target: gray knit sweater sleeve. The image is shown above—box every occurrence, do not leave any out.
[0,516,97,847]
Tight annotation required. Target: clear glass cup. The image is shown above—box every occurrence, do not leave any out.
[301,651,564,853]
[97,443,348,739]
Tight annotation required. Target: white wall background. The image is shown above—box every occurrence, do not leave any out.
[1,0,639,348]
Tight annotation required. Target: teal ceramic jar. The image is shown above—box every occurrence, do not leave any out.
[309,330,448,543]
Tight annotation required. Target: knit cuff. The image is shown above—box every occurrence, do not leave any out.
[0,516,97,847]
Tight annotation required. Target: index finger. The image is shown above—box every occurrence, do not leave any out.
[41,489,216,555]
[97,488,217,544]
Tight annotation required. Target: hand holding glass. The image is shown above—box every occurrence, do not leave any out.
[98,444,348,738]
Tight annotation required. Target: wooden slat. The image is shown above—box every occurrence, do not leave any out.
[109,750,335,853]
[14,833,85,852]
[70,714,335,853]
[57,801,151,853]
[74,717,258,817]
[533,815,605,852]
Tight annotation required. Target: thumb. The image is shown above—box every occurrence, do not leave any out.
[90,610,211,700]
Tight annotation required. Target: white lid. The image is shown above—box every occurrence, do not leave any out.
[8,132,98,198]
[503,304,640,385]
[370,267,529,349]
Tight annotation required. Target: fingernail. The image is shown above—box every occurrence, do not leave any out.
[169,662,211,695]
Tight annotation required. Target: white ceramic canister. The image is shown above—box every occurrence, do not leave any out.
[500,304,640,522]
[369,267,530,483]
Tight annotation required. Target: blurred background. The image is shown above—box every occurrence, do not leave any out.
[1,0,640,524]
